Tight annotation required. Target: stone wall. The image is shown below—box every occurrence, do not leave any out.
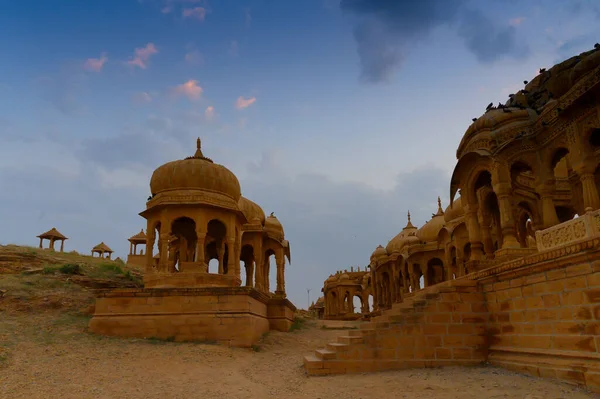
[305,231,600,392]
[89,287,275,347]
[483,244,600,388]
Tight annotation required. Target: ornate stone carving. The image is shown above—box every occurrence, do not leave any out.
[535,209,600,251]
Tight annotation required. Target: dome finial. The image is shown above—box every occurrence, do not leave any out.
[435,196,444,216]
[194,137,204,158]
[404,210,415,229]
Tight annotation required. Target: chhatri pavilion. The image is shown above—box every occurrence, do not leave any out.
[89,138,296,347]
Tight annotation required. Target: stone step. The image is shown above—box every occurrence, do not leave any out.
[315,348,337,360]
[326,342,349,352]
[303,354,323,368]
[338,335,364,345]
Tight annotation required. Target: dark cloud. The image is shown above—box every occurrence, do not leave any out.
[341,0,528,82]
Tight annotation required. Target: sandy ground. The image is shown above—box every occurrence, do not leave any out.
[1,315,598,399]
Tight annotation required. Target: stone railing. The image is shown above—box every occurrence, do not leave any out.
[535,209,600,251]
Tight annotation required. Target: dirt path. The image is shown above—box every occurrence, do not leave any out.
[0,315,598,399]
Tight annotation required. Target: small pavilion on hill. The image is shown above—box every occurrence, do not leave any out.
[36,228,68,252]
[128,229,146,255]
[92,242,114,259]
[127,229,147,268]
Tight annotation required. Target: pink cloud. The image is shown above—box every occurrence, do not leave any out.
[172,79,203,100]
[205,106,215,120]
[182,7,206,20]
[509,17,525,26]
[126,43,158,69]
[235,96,256,109]
[83,53,108,72]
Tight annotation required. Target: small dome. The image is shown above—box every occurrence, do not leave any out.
[386,211,419,254]
[444,196,464,223]
[417,198,446,243]
[371,245,388,260]
[340,273,350,280]
[264,213,284,241]
[238,196,265,225]
[149,138,241,202]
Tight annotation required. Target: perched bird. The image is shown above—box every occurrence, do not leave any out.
[595,43,600,49]
[472,118,478,122]
[524,80,529,85]
[486,102,494,111]
[539,68,546,73]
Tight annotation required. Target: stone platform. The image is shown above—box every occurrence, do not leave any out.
[88,287,295,347]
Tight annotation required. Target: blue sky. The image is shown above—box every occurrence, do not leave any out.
[1,0,599,307]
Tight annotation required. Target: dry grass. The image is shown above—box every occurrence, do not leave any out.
[0,245,598,398]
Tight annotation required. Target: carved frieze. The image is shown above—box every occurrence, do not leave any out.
[535,209,600,251]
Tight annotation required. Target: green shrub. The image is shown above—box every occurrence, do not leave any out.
[42,266,56,275]
[289,317,307,332]
[59,264,81,275]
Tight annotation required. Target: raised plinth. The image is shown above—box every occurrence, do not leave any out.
[88,287,296,347]
[144,271,241,288]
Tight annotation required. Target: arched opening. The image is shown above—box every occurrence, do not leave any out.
[170,217,197,272]
[482,191,502,253]
[264,249,276,293]
[463,243,471,275]
[427,258,445,286]
[353,295,362,314]
[450,246,458,279]
[555,206,578,223]
[330,291,338,315]
[368,294,374,312]
[343,291,351,313]
[511,161,534,189]
[206,219,227,274]
[240,244,254,287]
[381,272,391,308]
[516,202,535,248]
[589,128,600,149]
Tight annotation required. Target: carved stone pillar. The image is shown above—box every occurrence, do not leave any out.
[217,241,225,274]
[255,251,264,291]
[145,230,155,272]
[264,256,271,293]
[493,182,520,249]
[537,182,560,228]
[39,238,43,248]
[227,237,235,276]
[159,233,172,272]
[246,260,255,287]
[195,232,206,269]
[275,251,285,296]
[60,240,64,252]
[478,211,495,257]
[580,173,600,213]
[464,204,485,260]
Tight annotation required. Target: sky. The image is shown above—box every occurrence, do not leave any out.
[0,0,599,308]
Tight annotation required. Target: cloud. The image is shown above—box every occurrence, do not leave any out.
[205,106,215,121]
[184,50,203,65]
[235,96,256,109]
[126,43,158,69]
[132,91,152,104]
[0,125,451,307]
[172,79,203,100]
[509,17,525,26]
[340,0,528,83]
[35,65,89,115]
[83,53,108,72]
[182,7,207,20]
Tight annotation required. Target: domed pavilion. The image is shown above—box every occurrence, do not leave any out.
[89,138,296,347]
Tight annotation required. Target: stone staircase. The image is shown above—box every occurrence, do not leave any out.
[304,279,489,376]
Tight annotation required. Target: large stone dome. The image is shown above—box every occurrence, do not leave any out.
[386,212,419,254]
[416,198,446,242]
[238,196,266,225]
[444,196,464,223]
[264,214,284,241]
[149,138,241,202]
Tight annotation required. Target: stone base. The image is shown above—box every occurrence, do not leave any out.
[143,272,240,288]
[126,254,146,269]
[88,287,295,347]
